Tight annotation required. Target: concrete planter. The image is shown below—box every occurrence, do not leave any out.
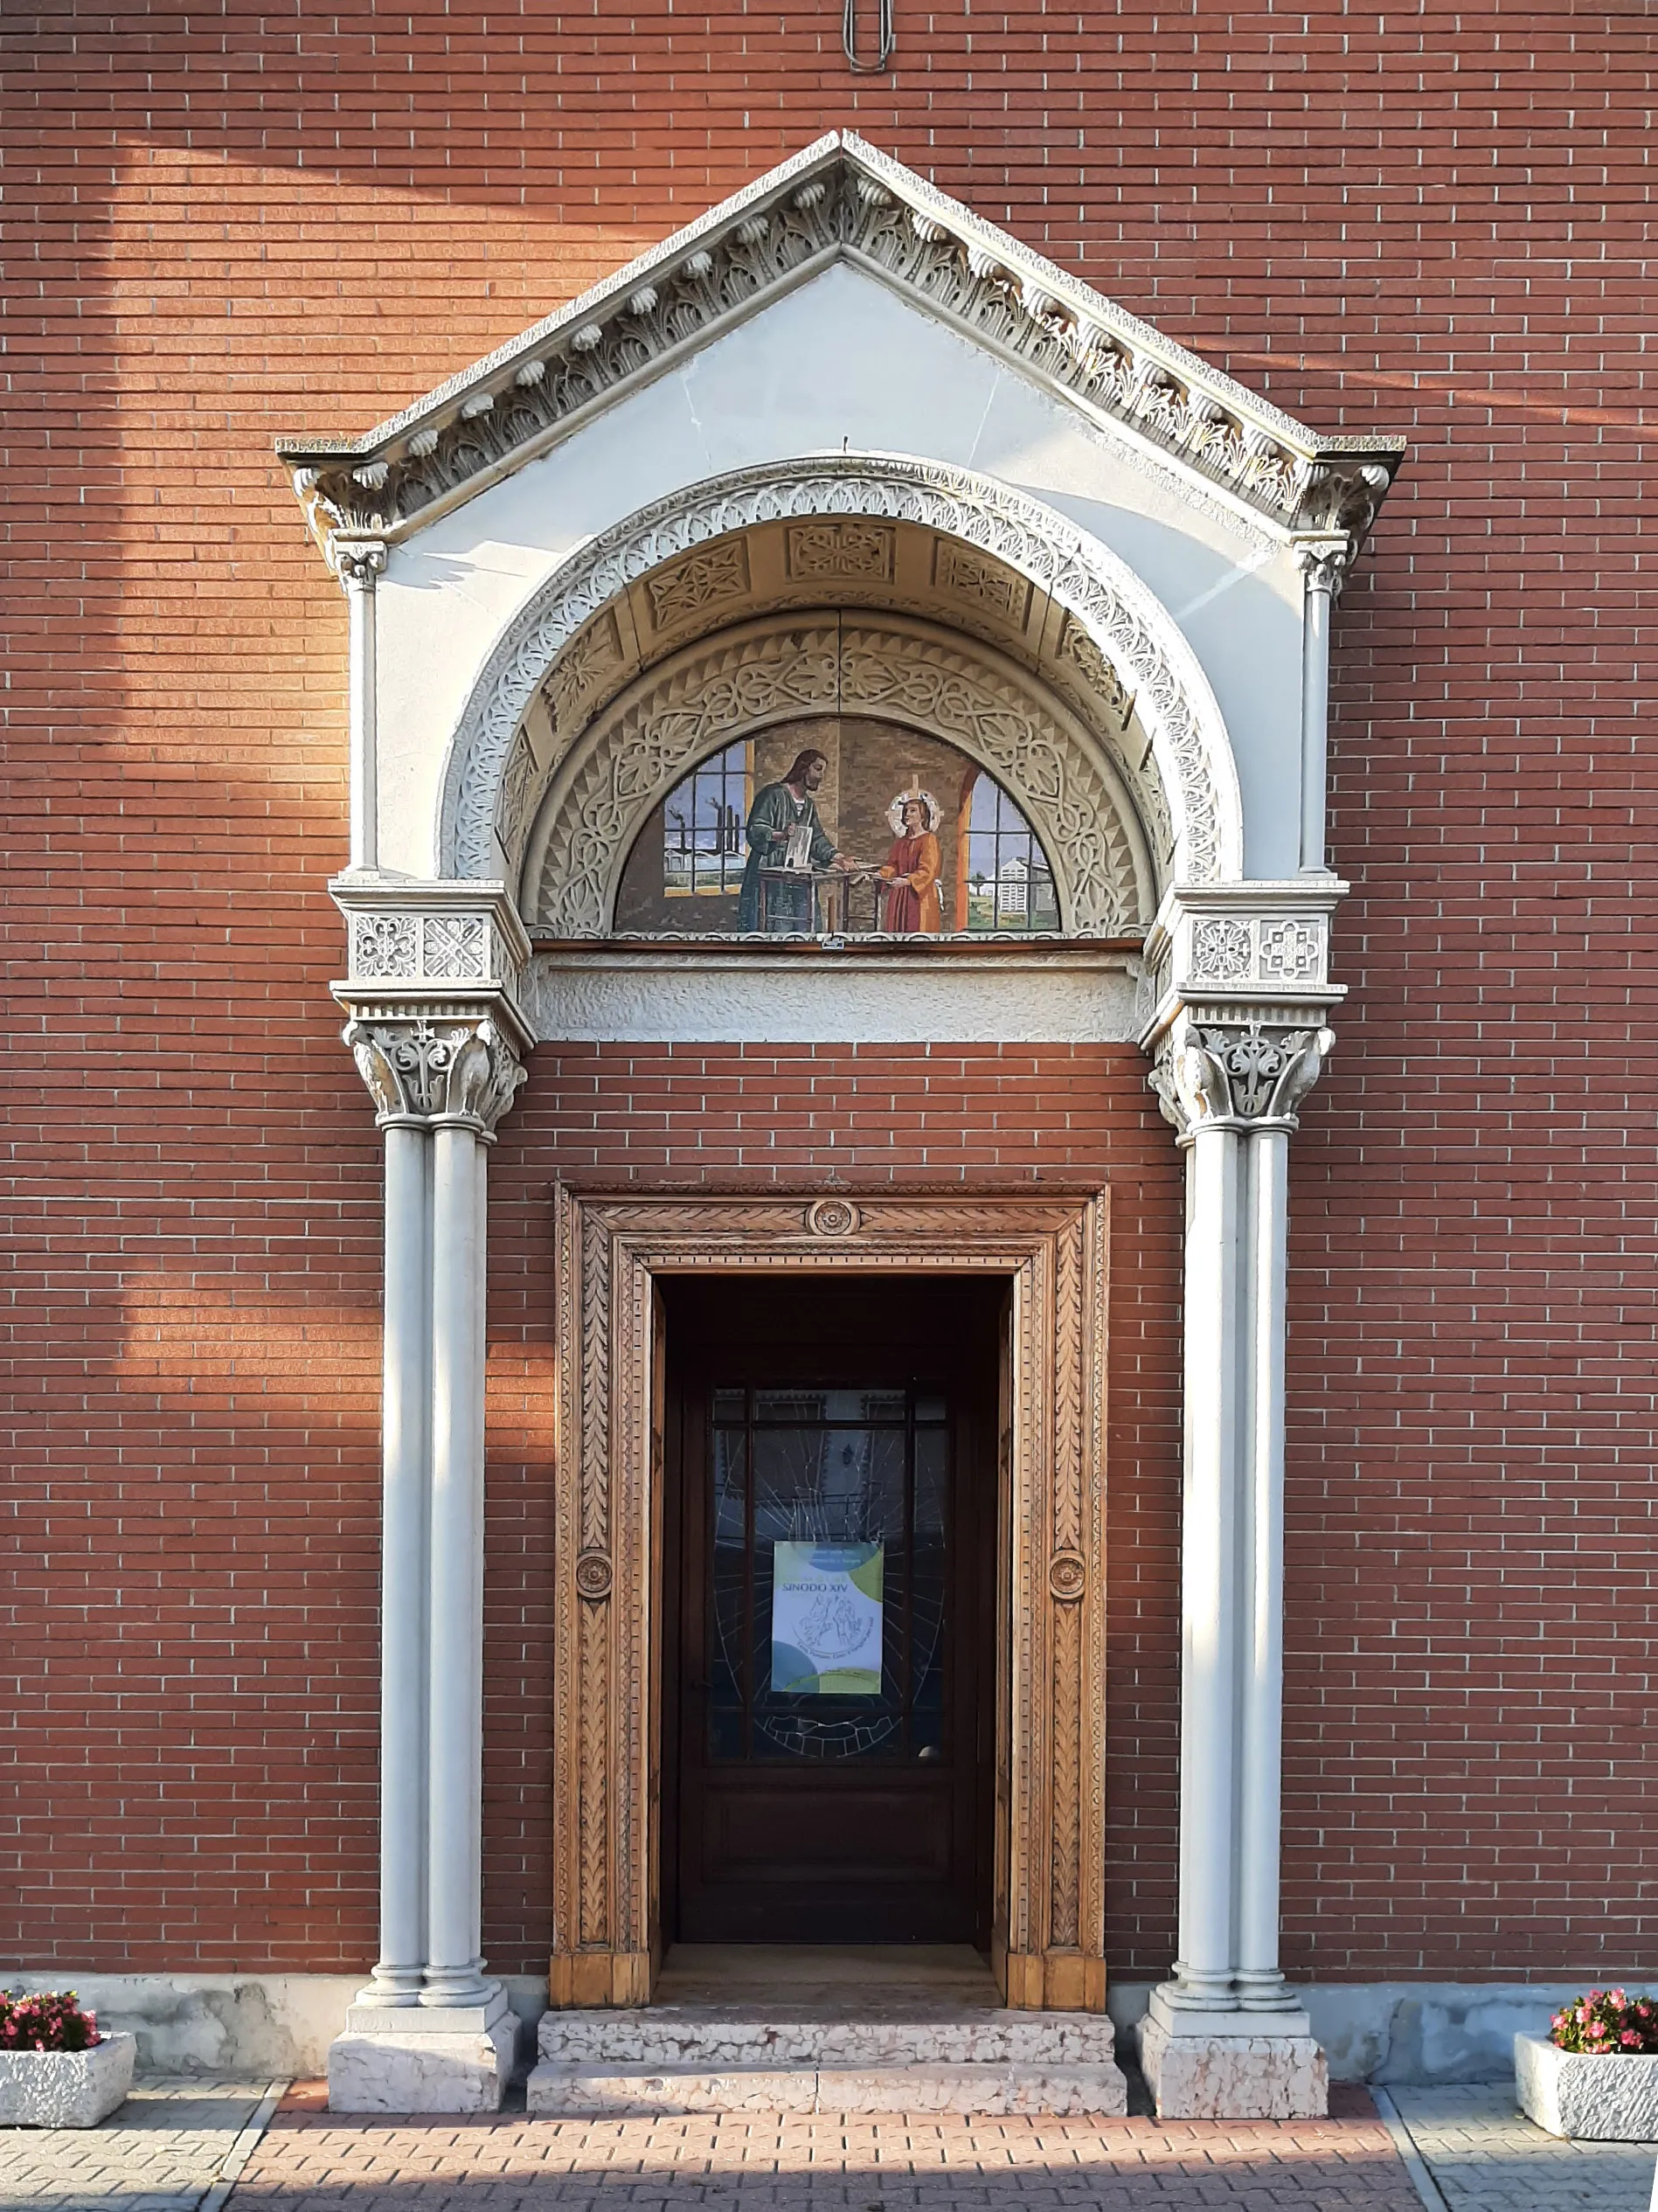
[1515,2031,1658,2142]
[0,2034,136,2128]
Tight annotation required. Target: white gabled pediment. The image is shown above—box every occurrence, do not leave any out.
[279,131,1402,571]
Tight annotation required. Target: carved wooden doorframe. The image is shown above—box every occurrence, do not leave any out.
[549,1185,1109,2012]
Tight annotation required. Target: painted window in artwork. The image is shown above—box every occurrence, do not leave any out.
[961,773,1060,932]
[663,738,753,896]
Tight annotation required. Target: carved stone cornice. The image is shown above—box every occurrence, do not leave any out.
[1148,1015,1333,1141]
[277,133,1405,572]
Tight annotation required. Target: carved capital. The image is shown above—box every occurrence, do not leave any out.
[335,538,387,592]
[1152,1018,1333,1139]
[343,1010,528,1133]
[1294,540,1352,600]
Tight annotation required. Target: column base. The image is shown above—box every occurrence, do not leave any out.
[329,1990,517,2112]
[1135,2012,1327,2120]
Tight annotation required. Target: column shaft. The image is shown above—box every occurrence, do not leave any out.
[1299,572,1333,872]
[1172,1119,1245,2008]
[1238,1126,1294,2007]
[365,1121,433,2001]
[423,1119,492,2006]
[346,567,378,872]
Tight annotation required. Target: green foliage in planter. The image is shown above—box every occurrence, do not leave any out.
[1550,1988,1658,2056]
[0,1989,101,2052]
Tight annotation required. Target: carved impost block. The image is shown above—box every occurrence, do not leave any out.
[1149,1014,1333,1141]
[331,876,533,995]
[1135,880,1347,1046]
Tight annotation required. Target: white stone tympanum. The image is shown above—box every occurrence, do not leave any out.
[0,2034,136,2128]
[1515,2032,1658,2142]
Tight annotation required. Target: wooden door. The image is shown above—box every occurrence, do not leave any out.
[666,1278,996,1945]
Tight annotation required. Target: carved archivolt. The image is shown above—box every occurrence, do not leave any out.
[520,614,1154,936]
[441,456,1240,891]
[550,1186,1109,2014]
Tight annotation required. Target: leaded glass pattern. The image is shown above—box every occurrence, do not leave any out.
[709,1384,948,1762]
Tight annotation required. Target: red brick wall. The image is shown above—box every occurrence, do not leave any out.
[4,8,1651,1980]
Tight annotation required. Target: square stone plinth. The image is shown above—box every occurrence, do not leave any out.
[1515,2031,1658,2141]
[328,2021,515,2112]
[1136,2015,1327,2119]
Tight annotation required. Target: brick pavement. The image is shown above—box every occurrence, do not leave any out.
[0,2077,281,2212]
[225,2082,1426,2209]
[1387,2084,1657,2212]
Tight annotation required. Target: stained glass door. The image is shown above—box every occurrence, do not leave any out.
[667,1280,995,1945]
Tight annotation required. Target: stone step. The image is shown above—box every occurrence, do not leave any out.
[535,2007,1121,2069]
[525,2060,1129,2118]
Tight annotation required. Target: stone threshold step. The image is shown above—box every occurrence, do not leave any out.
[536,2013,1121,2067]
[525,2060,1129,2118]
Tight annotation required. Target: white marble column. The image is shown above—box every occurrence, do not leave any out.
[332,995,529,2111]
[336,542,385,876]
[1140,1017,1332,2118]
[365,1117,431,2006]
[424,1115,491,2009]
[1296,544,1347,875]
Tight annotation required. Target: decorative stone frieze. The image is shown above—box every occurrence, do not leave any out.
[279,134,1402,569]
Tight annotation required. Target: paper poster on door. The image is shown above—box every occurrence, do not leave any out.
[770,1541,884,1695]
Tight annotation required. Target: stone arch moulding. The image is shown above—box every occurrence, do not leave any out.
[520,612,1156,939]
[438,454,1244,894]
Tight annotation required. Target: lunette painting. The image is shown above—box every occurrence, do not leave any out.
[612,714,1061,935]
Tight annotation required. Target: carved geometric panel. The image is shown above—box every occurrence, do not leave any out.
[550,1185,1108,2013]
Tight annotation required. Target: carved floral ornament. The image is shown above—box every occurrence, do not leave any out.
[343,1010,528,1131]
[1149,1018,1335,1139]
[278,134,1402,571]
[442,456,1242,892]
[519,613,1155,937]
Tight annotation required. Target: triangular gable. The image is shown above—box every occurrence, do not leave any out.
[279,131,1403,567]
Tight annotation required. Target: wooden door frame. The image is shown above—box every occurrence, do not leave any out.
[548,1185,1109,2013]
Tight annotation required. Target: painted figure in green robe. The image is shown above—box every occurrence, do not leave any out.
[737,747,848,931]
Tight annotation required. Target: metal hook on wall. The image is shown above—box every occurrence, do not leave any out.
[843,0,895,72]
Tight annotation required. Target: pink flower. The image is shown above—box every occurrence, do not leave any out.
[1621,2030,1641,2048]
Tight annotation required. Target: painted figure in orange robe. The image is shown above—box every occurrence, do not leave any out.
[878,792,944,933]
